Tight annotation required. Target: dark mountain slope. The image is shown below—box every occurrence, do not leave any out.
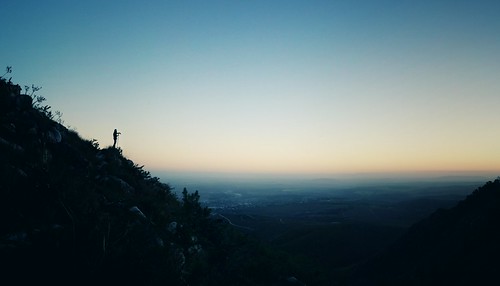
[352,178,500,285]
[0,76,305,286]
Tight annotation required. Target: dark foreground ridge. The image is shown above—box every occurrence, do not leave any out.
[351,178,500,286]
[0,76,306,285]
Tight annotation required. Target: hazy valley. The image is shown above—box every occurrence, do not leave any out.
[159,173,494,284]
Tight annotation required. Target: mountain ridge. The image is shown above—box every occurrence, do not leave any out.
[351,177,500,285]
[0,75,305,285]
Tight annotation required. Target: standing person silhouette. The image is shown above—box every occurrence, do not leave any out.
[113,129,121,148]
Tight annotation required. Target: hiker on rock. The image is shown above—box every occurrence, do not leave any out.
[113,129,121,148]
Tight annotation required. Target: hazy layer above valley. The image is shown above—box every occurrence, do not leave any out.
[152,170,497,208]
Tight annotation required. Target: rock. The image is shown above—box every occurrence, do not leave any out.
[16,168,27,177]
[167,221,178,234]
[188,244,202,254]
[129,206,147,219]
[95,152,108,170]
[1,123,16,134]
[155,237,164,247]
[171,247,186,268]
[107,176,134,193]
[51,224,64,230]
[286,276,306,285]
[10,84,22,96]
[6,232,28,242]
[15,94,32,111]
[46,127,62,143]
[27,127,37,136]
[0,82,21,111]
[41,147,52,165]
[96,152,106,161]
[0,136,24,153]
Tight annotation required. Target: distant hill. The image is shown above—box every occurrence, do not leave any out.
[0,76,305,285]
[351,178,500,285]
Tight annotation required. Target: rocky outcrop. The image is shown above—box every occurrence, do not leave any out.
[0,77,228,286]
[0,76,315,286]
[0,80,21,112]
[352,179,500,286]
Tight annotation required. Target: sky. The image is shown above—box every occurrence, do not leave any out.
[2,0,500,178]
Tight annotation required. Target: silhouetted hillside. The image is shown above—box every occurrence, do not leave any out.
[0,76,306,285]
[3,74,499,286]
[352,178,500,285]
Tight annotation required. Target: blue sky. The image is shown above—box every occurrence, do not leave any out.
[2,0,500,176]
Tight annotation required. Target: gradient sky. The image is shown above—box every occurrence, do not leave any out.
[2,0,500,176]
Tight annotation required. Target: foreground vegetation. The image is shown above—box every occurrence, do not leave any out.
[0,73,307,285]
